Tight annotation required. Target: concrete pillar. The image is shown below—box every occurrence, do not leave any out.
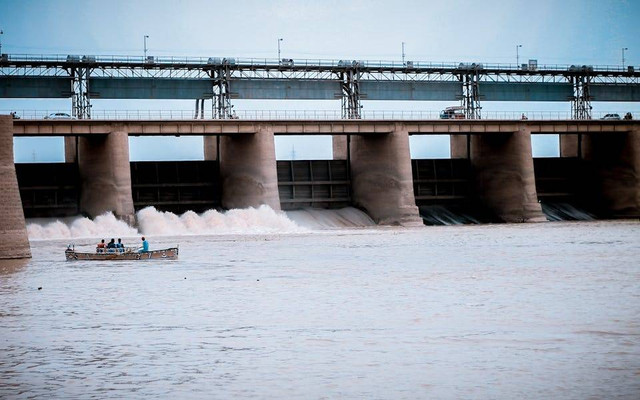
[78,126,135,225]
[203,135,218,161]
[349,123,423,226]
[560,134,579,157]
[64,136,77,163]
[332,135,348,160]
[471,124,546,223]
[450,134,468,158]
[0,116,31,259]
[219,125,281,210]
[582,129,640,218]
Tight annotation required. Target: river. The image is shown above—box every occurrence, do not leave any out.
[1,210,639,399]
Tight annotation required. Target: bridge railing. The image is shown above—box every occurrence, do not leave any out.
[2,54,635,73]
[4,109,636,121]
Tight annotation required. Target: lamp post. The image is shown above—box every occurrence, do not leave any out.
[402,41,406,65]
[144,35,149,59]
[622,47,628,68]
[516,44,522,67]
[278,38,283,63]
[0,30,4,55]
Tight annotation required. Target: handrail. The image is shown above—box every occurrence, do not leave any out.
[1,53,637,73]
[4,109,637,121]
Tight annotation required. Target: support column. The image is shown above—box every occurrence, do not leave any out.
[0,116,31,259]
[332,135,348,160]
[349,123,423,226]
[203,135,218,161]
[219,125,280,210]
[582,128,640,217]
[78,126,135,225]
[450,134,469,159]
[64,136,77,163]
[560,134,579,157]
[471,124,546,222]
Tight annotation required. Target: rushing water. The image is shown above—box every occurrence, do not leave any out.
[1,210,640,399]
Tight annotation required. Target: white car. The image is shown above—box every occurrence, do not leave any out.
[44,112,74,119]
[601,113,621,120]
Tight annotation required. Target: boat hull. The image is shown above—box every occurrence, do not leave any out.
[65,247,179,261]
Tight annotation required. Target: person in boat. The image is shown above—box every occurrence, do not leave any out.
[138,237,149,253]
[96,239,106,253]
[107,238,116,253]
[116,238,125,253]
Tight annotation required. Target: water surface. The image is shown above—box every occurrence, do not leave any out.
[1,220,639,399]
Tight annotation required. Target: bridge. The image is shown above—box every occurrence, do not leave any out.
[1,115,639,259]
[2,54,640,120]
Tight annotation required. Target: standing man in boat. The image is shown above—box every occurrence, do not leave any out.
[139,237,149,253]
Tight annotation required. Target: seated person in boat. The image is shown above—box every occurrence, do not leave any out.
[96,239,106,253]
[116,238,125,253]
[138,237,149,253]
[107,238,117,253]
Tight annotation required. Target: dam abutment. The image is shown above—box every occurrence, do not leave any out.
[0,116,31,259]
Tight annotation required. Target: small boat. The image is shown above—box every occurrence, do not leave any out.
[65,246,179,261]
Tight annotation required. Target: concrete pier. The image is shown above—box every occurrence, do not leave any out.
[203,135,218,161]
[350,123,422,226]
[560,134,580,157]
[64,136,77,162]
[332,135,348,160]
[471,124,546,222]
[582,129,640,217]
[0,116,31,259]
[219,125,281,210]
[450,135,469,158]
[77,126,136,225]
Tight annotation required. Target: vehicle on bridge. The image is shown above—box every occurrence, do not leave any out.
[601,113,621,120]
[439,106,466,119]
[44,112,74,120]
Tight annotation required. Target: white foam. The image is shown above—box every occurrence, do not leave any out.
[286,207,375,229]
[25,206,377,241]
[136,205,305,235]
[27,212,138,240]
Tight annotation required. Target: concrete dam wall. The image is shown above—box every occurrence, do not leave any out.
[4,117,640,259]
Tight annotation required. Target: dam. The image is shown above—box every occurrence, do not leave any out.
[2,116,639,259]
[2,54,640,259]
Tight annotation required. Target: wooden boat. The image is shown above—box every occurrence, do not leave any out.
[65,246,179,261]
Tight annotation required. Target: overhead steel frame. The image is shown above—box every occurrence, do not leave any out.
[570,75,592,120]
[69,66,91,119]
[210,65,233,119]
[461,70,482,119]
[3,57,640,121]
[341,66,361,119]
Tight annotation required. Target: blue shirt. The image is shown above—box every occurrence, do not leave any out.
[142,240,149,252]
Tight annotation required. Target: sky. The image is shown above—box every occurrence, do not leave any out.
[2,0,640,161]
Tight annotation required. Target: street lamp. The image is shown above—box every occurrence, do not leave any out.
[402,41,406,65]
[144,35,149,59]
[278,38,283,62]
[516,44,522,67]
[622,47,628,68]
[0,30,4,55]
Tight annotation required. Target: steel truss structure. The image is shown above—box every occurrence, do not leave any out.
[2,55,639,120]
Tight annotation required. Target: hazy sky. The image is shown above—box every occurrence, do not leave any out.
[2,0,639,161]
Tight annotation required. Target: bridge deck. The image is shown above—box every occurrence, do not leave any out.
[11,119,639,136]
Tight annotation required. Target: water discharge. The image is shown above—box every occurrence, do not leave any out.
[25,206,376,240]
